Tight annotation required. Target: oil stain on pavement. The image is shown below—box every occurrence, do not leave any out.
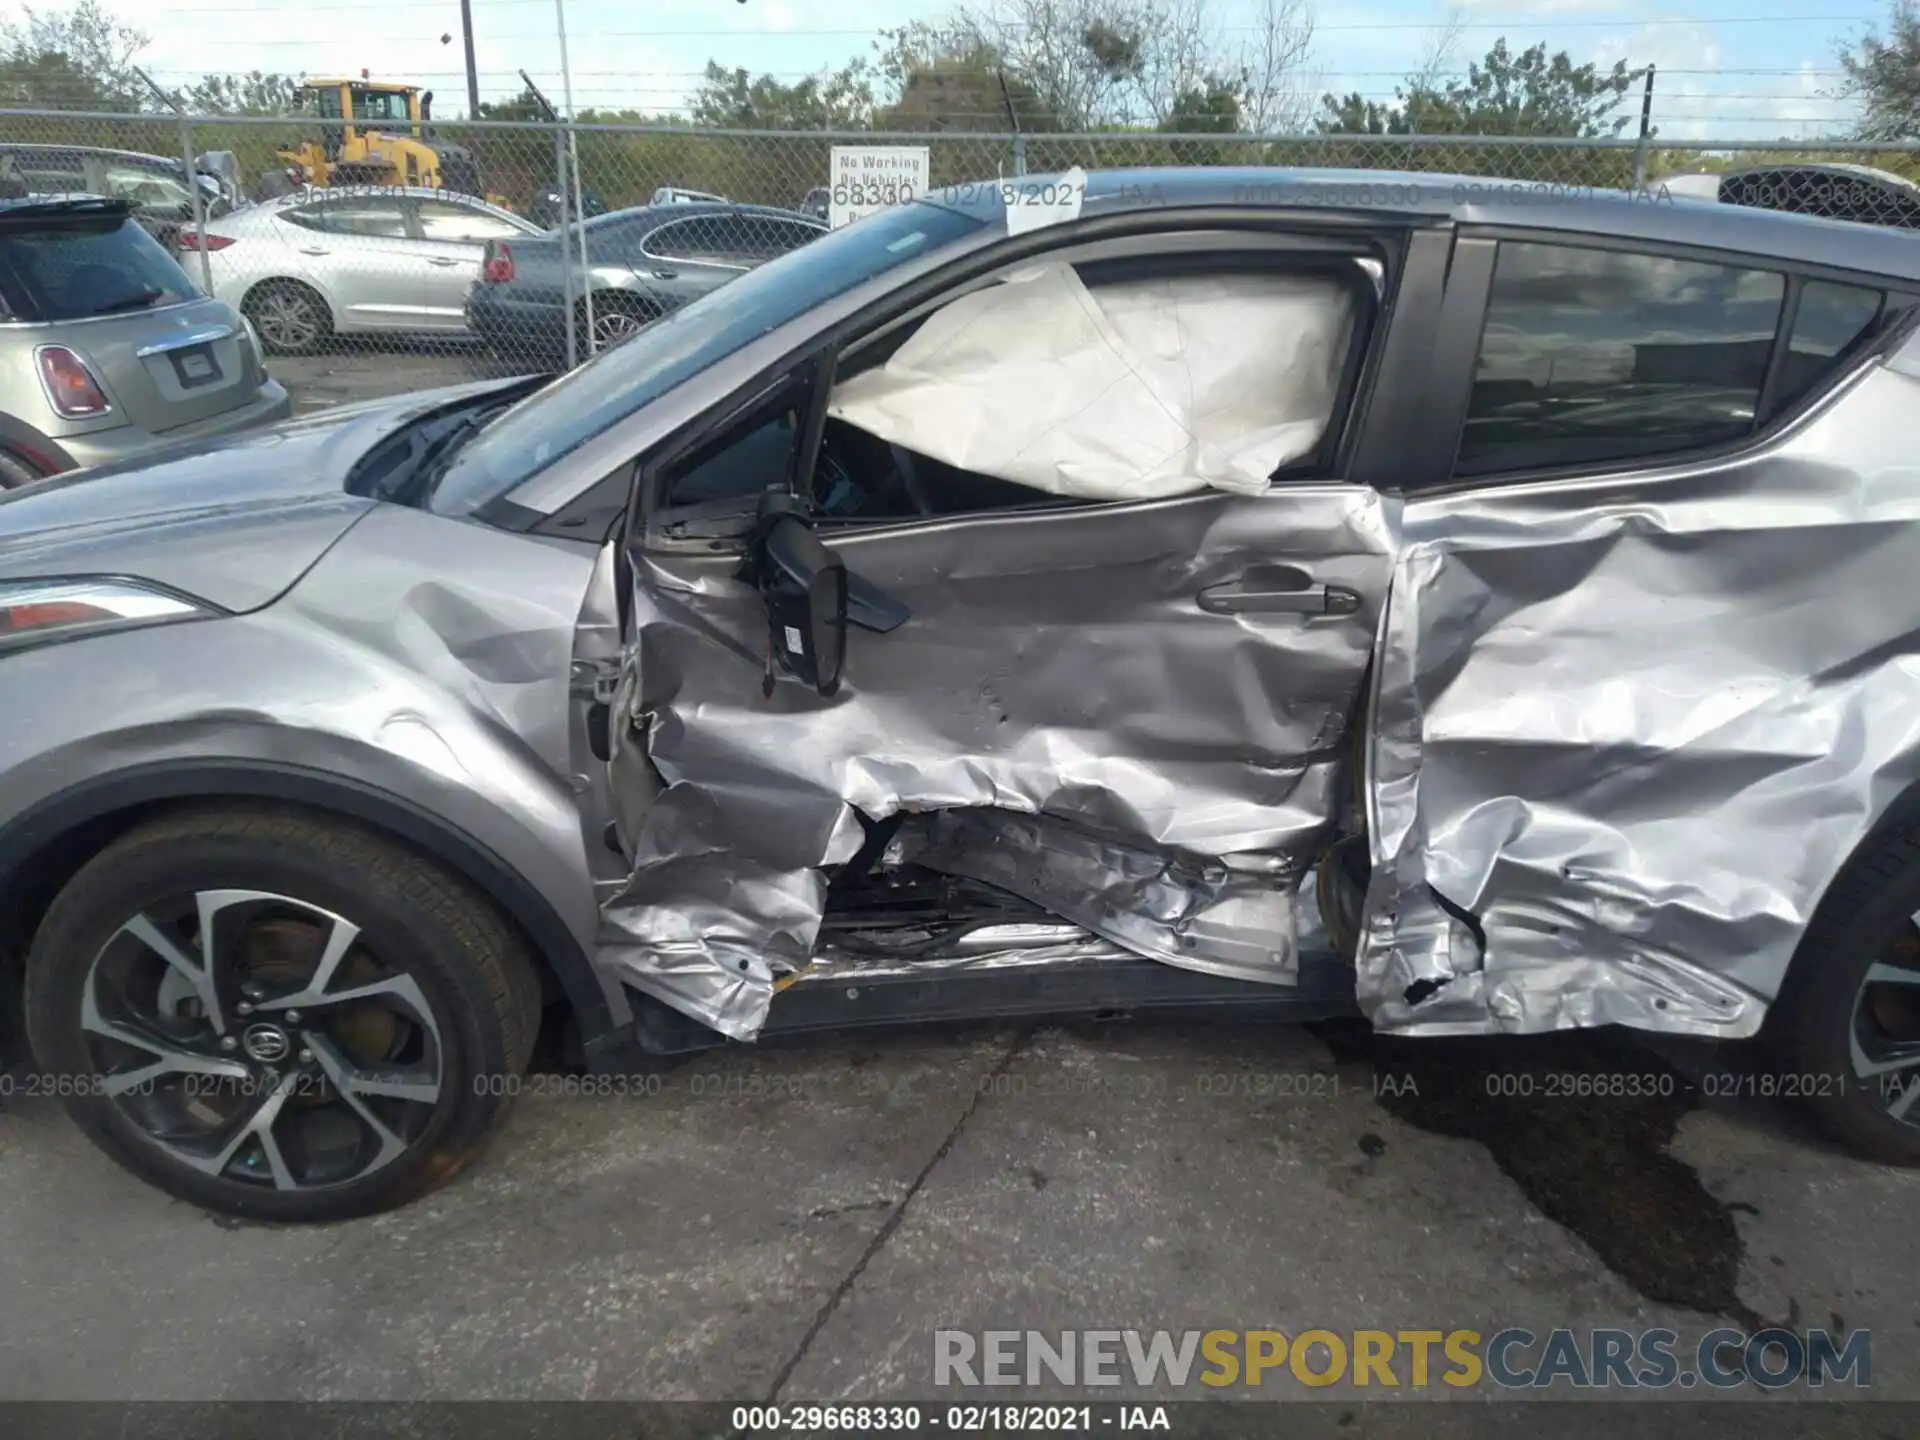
[1314,1019,1762,1328]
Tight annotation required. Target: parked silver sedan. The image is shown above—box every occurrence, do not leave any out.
[183,186,544,355]
[0,194,289,485]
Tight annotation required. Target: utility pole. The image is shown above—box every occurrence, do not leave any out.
[1632,63,1656,192]
[460,0,481,120]
[555,0,595,353]
[135,67,212,292]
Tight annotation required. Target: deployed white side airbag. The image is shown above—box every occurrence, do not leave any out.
[827,261,1358,501]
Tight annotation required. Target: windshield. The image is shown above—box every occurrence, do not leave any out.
[429,200,987,515]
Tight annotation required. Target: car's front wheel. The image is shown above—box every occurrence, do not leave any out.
[25,807,541,1221]
[244,280,332,357]
[1775,819,1920,1164]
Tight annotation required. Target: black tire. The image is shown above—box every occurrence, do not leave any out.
[243,279,331,357]
[0,448,41,488]
[1773,812,1920,1164]
[25,806,542,1222]
[573,292,659,359]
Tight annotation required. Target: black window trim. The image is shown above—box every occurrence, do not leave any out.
[1412,222,1920,497]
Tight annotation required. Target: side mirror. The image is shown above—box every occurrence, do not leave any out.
[755,511,847,697]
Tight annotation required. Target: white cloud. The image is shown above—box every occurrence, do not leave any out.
[1456,0,1629,13]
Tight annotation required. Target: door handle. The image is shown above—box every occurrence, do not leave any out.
[1197,572,1362,616]
[428,257,460,267]
[650,266,677,279]
[298,247,329,256]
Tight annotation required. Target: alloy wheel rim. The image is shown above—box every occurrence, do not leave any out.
[590,310,643,350]
[254,292,318,350]
[82,890,445,1192]
[1848,915,1920,1127]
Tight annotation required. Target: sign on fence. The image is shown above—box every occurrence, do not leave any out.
[828,145,930,229]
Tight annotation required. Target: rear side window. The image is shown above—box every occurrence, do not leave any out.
[1457,243,1786,475]
[0,214,195,321]
[736,217,826,259]
[416,198,523,244]
[1772,280,1885,411]
[641,216,735,264]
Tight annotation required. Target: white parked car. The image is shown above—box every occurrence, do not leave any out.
[651,186,728,206]
[178,186,545,355]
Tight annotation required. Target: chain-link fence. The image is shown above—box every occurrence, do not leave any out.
[6,106,1918,376]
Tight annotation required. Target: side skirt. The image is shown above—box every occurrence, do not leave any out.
[617,950,1360,1060]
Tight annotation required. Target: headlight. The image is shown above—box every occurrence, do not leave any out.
[0,577,219,655]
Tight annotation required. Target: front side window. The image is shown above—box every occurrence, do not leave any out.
[1456,242,1786,476]
[429,199,988,516]
[352,90,413,125]
[281,199,408,239]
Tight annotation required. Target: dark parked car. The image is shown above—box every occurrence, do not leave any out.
[465,200,826,361]
[0,144,234,249]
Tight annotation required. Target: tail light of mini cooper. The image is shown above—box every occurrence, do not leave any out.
[482,241,515,284]
[35,346,111,419]
[0,578,218,655]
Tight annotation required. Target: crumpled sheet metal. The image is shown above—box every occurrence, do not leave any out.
[799,923,1136,983]
[598,486,1391,1039]
[893,809,1300,981]
[827,262,1356,502]
[1359,356,1920,1038]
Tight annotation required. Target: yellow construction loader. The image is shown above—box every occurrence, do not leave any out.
[274,77,509,207]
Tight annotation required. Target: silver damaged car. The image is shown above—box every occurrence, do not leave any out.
[7,168,1920,1221]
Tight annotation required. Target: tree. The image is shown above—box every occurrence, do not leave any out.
[1317,37,1634,138]
[893,0,1314,132]
[185,71,302,116]
[872,22,1065,132]
[0,0,147,110]
[688,59,874,130]
[478,83,556,122]
[1838,0,1920,141]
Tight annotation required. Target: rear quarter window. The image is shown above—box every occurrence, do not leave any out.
[1771,279,1887,411]
[1455,242,1787,476]
[0,213,196,322]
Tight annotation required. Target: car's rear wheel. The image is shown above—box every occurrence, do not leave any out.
[25,807,541,1221]
[244,281,331,357]
[1774,818,1920,1163]
[575,292,658,357]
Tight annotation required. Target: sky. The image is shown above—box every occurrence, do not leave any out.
[0,0,1889,142]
